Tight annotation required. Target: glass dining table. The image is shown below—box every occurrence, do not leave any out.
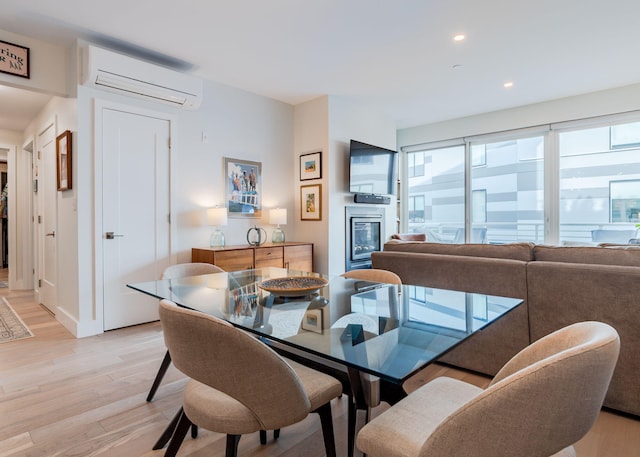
[129,266,522,396]
[128,266,522,455]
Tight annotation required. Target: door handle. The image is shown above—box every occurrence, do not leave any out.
[105,232,124,239]
[45,231,55,237]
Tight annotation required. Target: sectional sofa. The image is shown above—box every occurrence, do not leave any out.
[372,240,640,416]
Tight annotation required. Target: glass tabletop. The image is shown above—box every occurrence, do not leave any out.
[128,267,523,384]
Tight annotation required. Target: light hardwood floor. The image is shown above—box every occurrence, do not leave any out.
[0,273,639,457]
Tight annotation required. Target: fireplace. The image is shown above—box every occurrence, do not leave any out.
[345,206,385,270]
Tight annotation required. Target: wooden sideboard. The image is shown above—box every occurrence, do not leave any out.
[192,242,313,272]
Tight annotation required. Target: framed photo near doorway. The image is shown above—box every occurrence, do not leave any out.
[224,157,262,218]
[56,130,72,191]
[300,184,322,221]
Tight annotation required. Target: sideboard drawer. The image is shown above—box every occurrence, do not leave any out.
[255,246,284,268]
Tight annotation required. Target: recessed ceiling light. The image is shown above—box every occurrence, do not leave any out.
[453,34,466,42]
[504,82,514,88]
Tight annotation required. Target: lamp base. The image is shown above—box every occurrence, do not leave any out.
[210,229,225,248]
[272,226,285,243]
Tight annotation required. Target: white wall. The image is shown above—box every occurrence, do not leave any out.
[293,96,329,274]
[328,97,397,276]
[293,96,397,276]
[22,96,78,329]
[74,49,295,336]
[0,29,69,96]
[398,83,640,147]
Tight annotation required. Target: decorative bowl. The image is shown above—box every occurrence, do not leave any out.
[259,276,329,297]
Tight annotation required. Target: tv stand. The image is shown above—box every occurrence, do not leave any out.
[354,194,391,204]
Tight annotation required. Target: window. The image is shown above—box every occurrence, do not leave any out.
[408,195,425,222]
[401,114,640,245]
[406,145,465,243]
[469,136,544,243]
[558,120,640,245]
[610,180,640,222]
[471,144,486,167]
[471,190,487,223]
[407,151,425,177]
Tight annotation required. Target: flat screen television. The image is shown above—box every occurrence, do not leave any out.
[349,139,398,196]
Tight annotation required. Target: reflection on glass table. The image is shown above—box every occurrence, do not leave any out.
[128,267,522,385]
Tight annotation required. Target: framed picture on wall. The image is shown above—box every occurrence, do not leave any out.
[223,157,262,218]
[56,130,72,191]
[300,184,321,221]
[299,151,322,181]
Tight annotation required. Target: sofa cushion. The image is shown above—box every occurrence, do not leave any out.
[383,240,534,261]
[533,244,640,267]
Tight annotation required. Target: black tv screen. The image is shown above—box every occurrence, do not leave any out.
[349,140,397,195]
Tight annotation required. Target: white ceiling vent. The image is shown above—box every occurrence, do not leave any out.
[83,45,203,110]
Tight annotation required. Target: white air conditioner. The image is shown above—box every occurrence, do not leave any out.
[83,45,203,110]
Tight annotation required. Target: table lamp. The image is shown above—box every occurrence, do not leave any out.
[270,208,287,243]
[207,207,228,248]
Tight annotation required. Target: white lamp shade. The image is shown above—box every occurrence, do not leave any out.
[269,208,287,225]
[206,207,228,227]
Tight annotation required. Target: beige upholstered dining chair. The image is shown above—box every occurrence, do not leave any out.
[146,262,225,402]
[341,268,402,286]
[356,321,620,457]
[157,299,342,457]
[339,268,402,456]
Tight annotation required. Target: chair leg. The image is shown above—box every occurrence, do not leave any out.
[153,407,183,450]
[146,350,172,402]
[259,429,280,444]
[226,434,241,457]
[347,400,356,457]
[164,410,192,457]
[315,402,337,457]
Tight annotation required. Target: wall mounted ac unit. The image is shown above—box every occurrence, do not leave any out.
[83,45,203,110]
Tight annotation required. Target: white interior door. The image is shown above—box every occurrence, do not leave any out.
[37,124,57,313]
[102,108,171,330]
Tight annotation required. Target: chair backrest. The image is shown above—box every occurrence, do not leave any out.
[161,262,224,279]
[158,300,311,430]
[342,268,402,285]
[422,321,620,457]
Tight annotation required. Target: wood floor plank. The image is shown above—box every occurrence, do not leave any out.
[0,273,638,457]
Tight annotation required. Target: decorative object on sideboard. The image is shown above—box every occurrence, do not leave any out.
[270,208,287,242]
[207,207,227,248]
[246,226,267,246]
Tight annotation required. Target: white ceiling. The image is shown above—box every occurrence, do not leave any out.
[2,0,640,132]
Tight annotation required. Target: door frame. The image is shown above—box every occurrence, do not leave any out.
[93,99,177,332]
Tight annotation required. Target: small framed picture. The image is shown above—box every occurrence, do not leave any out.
[300,184,322,221]
[301,308,323,333]
[300,151,322,181]
[56,130,72,191]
